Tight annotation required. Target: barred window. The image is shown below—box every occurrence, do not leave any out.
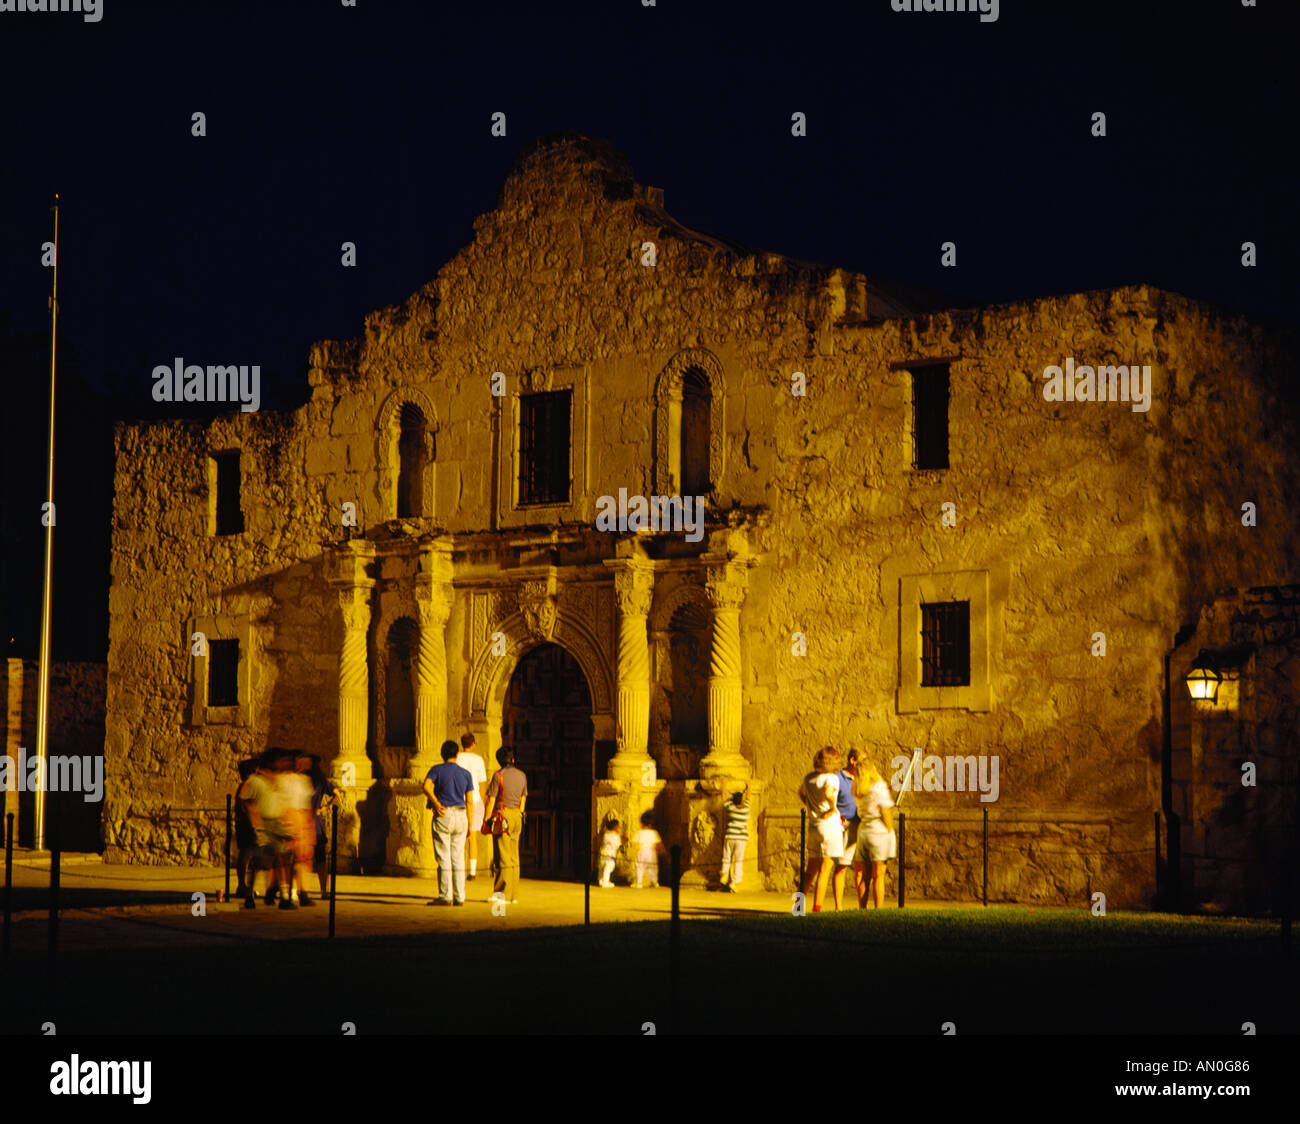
[912,365,950,471]
[518,390,571,506]
[208,639,240,707]
[920,601,970,687]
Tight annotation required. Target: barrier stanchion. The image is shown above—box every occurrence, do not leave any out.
[670,844,681,1034]
[982,806,988,907]
[329,803,339,939]
[897,811,906,909]
[47,800,60,997]
[224,793,232,902]
[2,812,12,958]
[799,808,806,896]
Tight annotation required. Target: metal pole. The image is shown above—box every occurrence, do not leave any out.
[3,812,13,958]
[34,193,59,852]
[224,793,232,901]
[47,801,60,963]
[585,741,593,926]
[982,806,988,907]
[670,844,680,1033]
[329,803,339,939]
[799,807,806,896]
[897,811,906,909]
[1154,810,1161,905]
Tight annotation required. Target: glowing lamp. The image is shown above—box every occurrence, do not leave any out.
[1185,661,1221,703]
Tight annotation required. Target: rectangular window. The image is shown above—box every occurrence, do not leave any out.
[207,639,240,707]
[213,452,244,535]
[518,390,571,506]
[920,600,970,687]
[912,365,950,470]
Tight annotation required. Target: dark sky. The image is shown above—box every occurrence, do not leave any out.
[1,0,1296,660]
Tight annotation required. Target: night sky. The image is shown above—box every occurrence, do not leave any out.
[1,0,1296,660]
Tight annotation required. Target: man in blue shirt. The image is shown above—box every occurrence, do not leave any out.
[422,739,476,906]
[832,753,860,911]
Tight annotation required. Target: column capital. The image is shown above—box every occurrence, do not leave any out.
[704,565,747,611]
[327,539,376,591]
[611,563,655,618]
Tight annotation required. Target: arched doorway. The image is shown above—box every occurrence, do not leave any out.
[502,642,594,880]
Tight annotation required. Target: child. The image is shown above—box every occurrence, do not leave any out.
[597,816,622,888]
[720,781,750,891]
[632,812,666,888]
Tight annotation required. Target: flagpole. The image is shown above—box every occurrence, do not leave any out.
[34,193,58,852]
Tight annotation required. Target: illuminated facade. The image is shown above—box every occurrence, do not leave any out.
[104,135,1300,908]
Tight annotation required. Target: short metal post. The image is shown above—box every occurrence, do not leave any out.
[48,800,60,978]
[897,811,906,909]
[3,812,13,957]
[328,804,339,939]
[670,844,681,1033]
[982,806,989,907]
[799,808,806,895]
[224,793,232,901]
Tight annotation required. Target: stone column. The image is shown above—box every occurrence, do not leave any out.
[605,557,655,782]
[412,538,454,780]
[701,562,750,781]
[328,543,376,787]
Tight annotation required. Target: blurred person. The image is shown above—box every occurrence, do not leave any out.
[301,753,338,900]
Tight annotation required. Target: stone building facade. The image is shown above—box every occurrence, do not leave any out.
[104,134,1299,907]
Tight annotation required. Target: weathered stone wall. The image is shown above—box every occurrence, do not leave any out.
[103,135,1300,906]
[1171,585,1300,913]
[744,288,1300,903]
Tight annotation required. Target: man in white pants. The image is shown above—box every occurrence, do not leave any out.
[422,740,475,906]
[458,733,488,879]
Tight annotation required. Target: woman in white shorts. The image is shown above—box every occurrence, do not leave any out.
[852,758,896,908]
[800,747,844,913]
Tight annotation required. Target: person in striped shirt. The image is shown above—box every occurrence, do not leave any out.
[720,781,751,891]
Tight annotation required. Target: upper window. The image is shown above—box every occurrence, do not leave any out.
[920,601,970,687]
[654,349,725,500]
[680,367,712,495]
[518,390,571,506]
[912,364,950,471]
[212,452,243,535]
[396,402,429,519]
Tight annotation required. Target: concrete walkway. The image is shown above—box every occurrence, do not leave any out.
[4,853,816,951]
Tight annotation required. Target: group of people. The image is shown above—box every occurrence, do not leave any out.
[236,748,337,909]
[238,737,892,914]
[422,733,528,907]
[800,747,896,912]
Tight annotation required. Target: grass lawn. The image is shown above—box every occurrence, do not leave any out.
[2,907,1293,1035]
